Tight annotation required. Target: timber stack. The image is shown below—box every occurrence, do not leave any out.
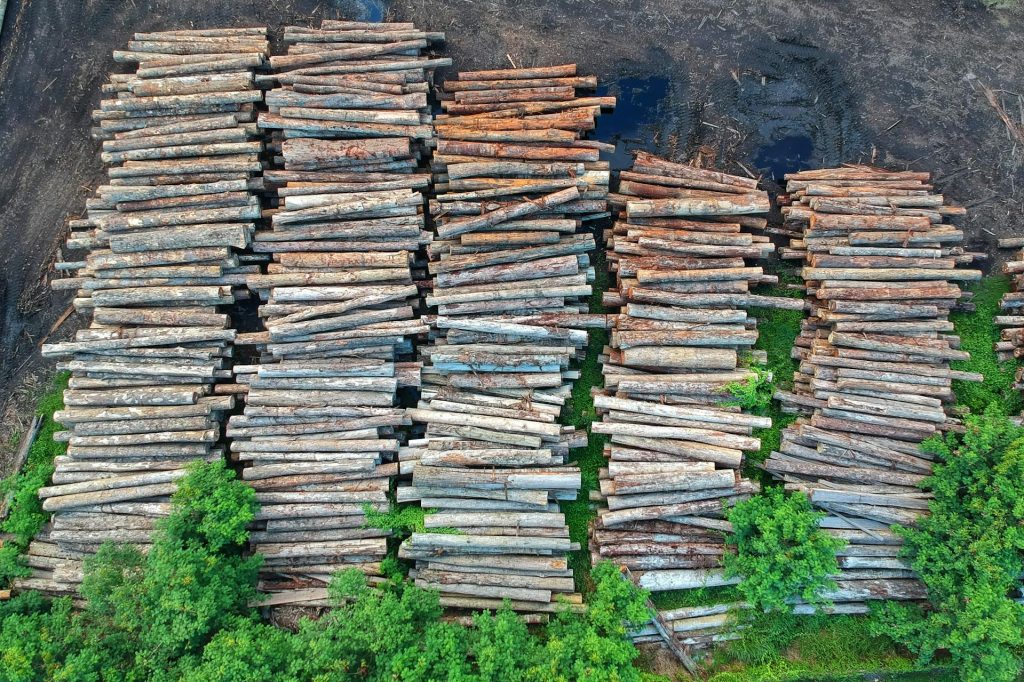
[230,20,446,608]
[396,64,614,614]
[593,153,803,642]
[24,28,269,596]
[995,239,1024,419]
[765,165,982,606]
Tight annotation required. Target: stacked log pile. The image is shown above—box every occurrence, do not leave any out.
[765,166,981,605]
[592,153,803,607]
[396,64,614,614]
[231,20,446,608]
[995,239,1024,415]
[22,28,269,596]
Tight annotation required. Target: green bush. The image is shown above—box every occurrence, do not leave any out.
[0,453,653,681]
[0,374,70,587]
[0,459,260,682]
[868,407,1024,682]
[725,365,773,414]
[723,488,844,611]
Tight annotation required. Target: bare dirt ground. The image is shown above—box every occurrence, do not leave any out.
[1,0,1022,470]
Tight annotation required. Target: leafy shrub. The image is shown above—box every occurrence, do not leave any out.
[0,374,70,587]
[725,365,773,414]
[0,459,260,682]
[724,488,844,611]
[362,503,459,537]
[868,407,1024,682]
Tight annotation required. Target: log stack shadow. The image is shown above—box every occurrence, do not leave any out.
[766,166,983,608]
[231,19,446,609]
[396,64,614,615]
[23,28,270,597]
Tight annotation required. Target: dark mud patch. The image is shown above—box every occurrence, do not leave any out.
[689,37,868,185]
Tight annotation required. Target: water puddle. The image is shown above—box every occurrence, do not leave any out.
[593,76,670,171]
[324,0,387,22]
[754,133,814,181]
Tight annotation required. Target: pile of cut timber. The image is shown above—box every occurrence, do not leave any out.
[25,28,269,597]
[230,20,446,608]
[593,153,803,613]
[995,239,1024,418]
[396,64,614,614]
[766,166,982,606]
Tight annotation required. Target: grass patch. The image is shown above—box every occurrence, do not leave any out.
[561,245,611,593]
[950,275,1022,415]
[746,276,804,479]
[650,585,742,611]
[704,612,939,682]
[0,372,69,587]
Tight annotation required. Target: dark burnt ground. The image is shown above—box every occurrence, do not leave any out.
[408,0,1024,243]
[1,0,1023,455]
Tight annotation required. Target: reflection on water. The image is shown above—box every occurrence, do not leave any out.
[593,77,670,171]
[754,133,813,181]
[324,0,387,22]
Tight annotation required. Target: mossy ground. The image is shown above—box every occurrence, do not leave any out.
[561,244,611,593]
[0,372,69,586]
[705,612,942,682]
[746,274,805,479]
[950,275,1022,415]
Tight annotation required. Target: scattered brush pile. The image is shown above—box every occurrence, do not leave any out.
[593,153,802,646]
[25,28,269,596]
[396,64,614,615]
[229,19,446,608]
[767,165,982,607]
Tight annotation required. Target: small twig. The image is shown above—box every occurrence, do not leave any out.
[981,81,1024,147]
[735,161,756,179]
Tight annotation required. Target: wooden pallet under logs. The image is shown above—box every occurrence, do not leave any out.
[23,27,270,597]
[230,20,446,608]
[765,165,983,607]
[396,64,615,614]
[593,154,803,632]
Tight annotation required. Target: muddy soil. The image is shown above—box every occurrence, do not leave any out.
[1,0,1022,459]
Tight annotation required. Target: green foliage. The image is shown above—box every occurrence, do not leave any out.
[706,611,922,682]
[179,617,299,682]
[162,459,258,551]
[950,276,1022,415]
[868,407,1024,682]
[650,585,741,611]
[535,561,653,682]
[361,503,459,536]
[747,279,803,474]
[562,243,611,592]
[188,560,651,682]
[0,459,261,682]
[725,365,773,413]
[0,374,70,587]
[724,488,844,611]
